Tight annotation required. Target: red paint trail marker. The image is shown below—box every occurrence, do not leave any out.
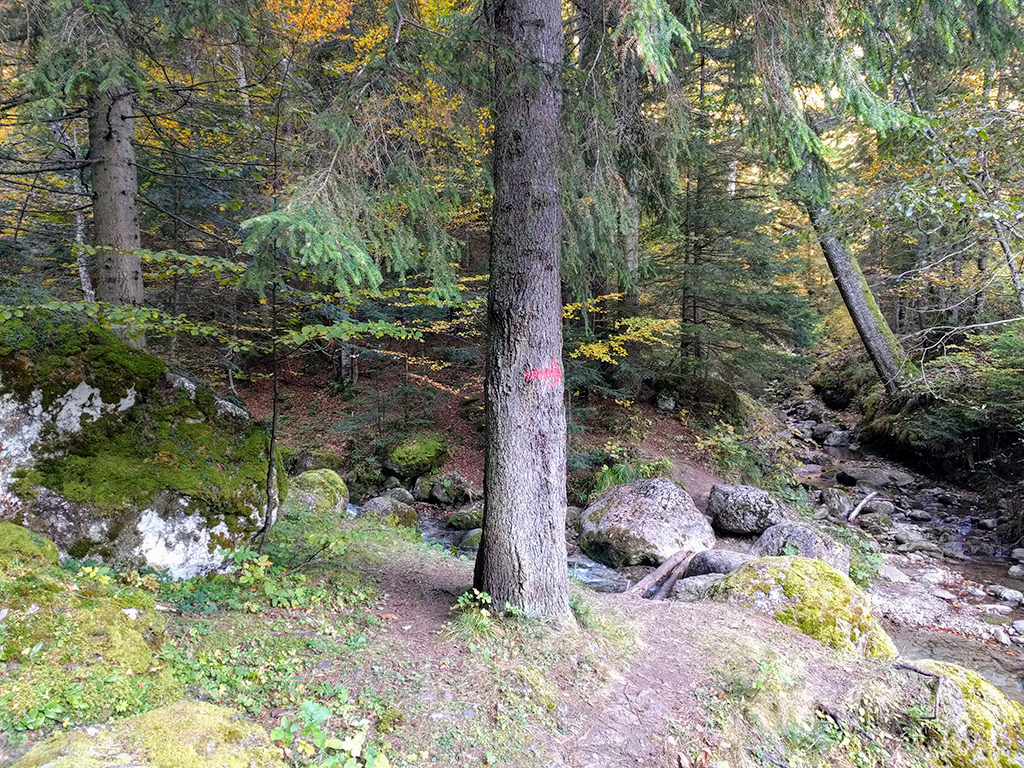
[524,358,562,390]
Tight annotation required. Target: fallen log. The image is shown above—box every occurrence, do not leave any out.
[625,549,695,598]
[847,491,879,524]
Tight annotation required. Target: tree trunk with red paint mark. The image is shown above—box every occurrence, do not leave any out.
[473,0,573,625]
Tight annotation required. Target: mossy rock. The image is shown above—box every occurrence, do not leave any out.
[384,433,448,479]
[284,469,349,519]
[457,528,482,556]
[448,502,484,530]
[0,522,58,566]
[709,556,897,660]
[0,565,180,741]
[359,496,419,529]
[913,659,1024,767]
[12,700,287,768]
[0,305,165,409]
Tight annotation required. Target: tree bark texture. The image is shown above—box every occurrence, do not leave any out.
[88,86,144,324]
[474,0,573,625]
[799,183,904,398]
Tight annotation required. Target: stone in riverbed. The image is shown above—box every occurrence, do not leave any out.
[706,484,790,535]
[1012,548,1024,563]
[685,549,753,577]
[1009,564,1024,581]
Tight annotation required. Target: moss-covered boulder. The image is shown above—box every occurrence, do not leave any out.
[0,544,180,744]
[0,306,283,579]
[12,700,287,768]
[359,496,419,528]
[448,501,484,530]
[709,556,897,659]
[285,469,348,517]
[0,522,58,566]
[384,433,448,479]
[912,659,1024,767]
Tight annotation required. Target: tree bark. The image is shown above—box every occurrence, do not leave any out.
[474,0,573,625]
[796,162,904,398]
[88,85,144,346]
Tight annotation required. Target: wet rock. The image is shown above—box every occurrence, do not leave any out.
[671,574,721,601]
[978,518,998,531]
[907,509,932,522]
[685,549,753,577]
[994,628,1012,647]
[987,585,1024,606]
[1009,564,1024,581]
[858,513,893,536]
[1012,548,1024,563]
[834,465,914,489]
[931,589,957,602]
[707,484,790,535]
[709,556,896,659]
[894,529,925,545]
[811,422,840,442]
[750,522,850,574]
[580,479,714,568]
[823,430,852,447]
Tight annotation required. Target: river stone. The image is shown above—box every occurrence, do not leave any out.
[385,487,415,505]
[457,528,481,556]
[823,429,852,447]
[565,506,583,535]
[1012,548,1024,563]
[12,701,286,768]
[811,422,839,442]
[865,498,895,516]
[706,484,790,535]
[449,501,484,530]
[685,549,753,577]
[878,563,911,584]
[709,556,896,659]
[835,465,915,489]
[858,512,893,536]
[907,508,932,522]
[359,496,418,528]
[1009,564,1024,581]
[580,478,714,568]
[750,522,850,574]
[818,488,852,519]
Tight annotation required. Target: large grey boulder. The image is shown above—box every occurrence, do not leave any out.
[750,521,850,574]
[706,485,791,535]
[580,478,714,568]
[835,465,914,489]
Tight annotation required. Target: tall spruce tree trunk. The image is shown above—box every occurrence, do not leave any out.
[88,85,144,346]
[795,161,904,398]
[473,0,573,625]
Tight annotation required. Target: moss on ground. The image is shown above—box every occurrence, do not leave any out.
[710,556,897,659]
[0,523,59,566]
[1,535,180,745]
[12,700,286,768]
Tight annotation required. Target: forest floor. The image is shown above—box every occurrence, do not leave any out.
[200,352,943,768]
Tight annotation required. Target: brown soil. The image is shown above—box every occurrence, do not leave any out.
[342,538,927,768]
